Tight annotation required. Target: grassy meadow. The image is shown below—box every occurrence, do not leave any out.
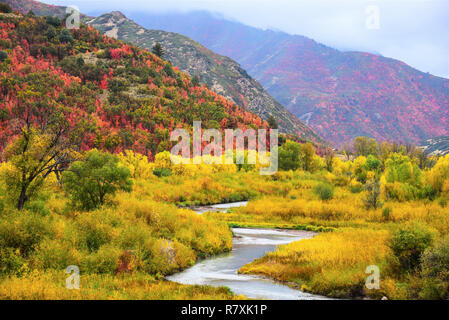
[1,136,449,300]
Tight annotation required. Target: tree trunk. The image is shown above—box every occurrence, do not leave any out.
[17,186,27,210]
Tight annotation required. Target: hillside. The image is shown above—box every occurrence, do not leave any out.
[85,12,320,141]
[133,11,449,146]
[2,0,322,143]
[0,12,265,158]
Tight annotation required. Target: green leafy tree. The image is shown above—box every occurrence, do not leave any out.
[191,75,200,87]
[278,140,301,171]
[314,183,334,200]
[353,136,378,157]
[390,224,434,272]
[300,142,316,172]
[152,42,164,58]
[385,153,421,186]
[63,150,132,210]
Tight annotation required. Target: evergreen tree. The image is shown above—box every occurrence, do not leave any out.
[267,115,278,129]
[152,42,164,58]
[0,51,8,62]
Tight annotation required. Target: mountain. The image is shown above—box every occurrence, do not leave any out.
[131,11,449,146]
[420,136,449,156]
[0,11,266,158]
[2,0,322,143]
[85,12,320,141]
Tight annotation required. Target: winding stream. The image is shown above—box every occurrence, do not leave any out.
[167,202,328,300]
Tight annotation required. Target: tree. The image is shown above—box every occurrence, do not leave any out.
[278,140,301,171]
[300,142,316,172]
[363,179,381,209]
[59,29,74,44]
[0,51,7,62]
[191,75,200,87]
[267,115,278,130]
[152,42,164,58]
[429,154,449,195]
[45,26,57,40]
[2,119,79,210]
[46,16,61,27]
[0,3,12,13]
[353,136,378,157]
[63,150,132,210]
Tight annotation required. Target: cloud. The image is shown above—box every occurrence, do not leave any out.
[42,0,449,78]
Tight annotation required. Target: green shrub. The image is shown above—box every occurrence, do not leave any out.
[0,50,8,62]
[0,212,54,256]
[153,167,172,178]
[45,16,61,27]
[363,179,381,209]
[313,183,334,201]
[390,224,434,273]
[0,248,27,276]
[382,207,392,221]
[349,183,363,193]
[82,245,121,274]
[24,200,51,216]
[439,198,448,208]
[419,236,449,299]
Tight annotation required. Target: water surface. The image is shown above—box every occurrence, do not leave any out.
[167,227,329,300]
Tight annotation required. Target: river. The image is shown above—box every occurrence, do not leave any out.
[167,202,328,300]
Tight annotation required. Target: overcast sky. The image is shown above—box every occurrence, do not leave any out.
[42,0,449,78]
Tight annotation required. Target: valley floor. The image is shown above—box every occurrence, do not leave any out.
[1,151,449,300]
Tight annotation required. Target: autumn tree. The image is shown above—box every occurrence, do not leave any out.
[300,142,316,172]
[2,117,80,210]
[152,42,164,58]
[353,136,378,157]
[63,150,132,210]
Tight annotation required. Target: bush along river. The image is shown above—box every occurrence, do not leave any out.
[167,202,329,300]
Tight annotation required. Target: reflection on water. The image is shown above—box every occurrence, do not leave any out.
[167,228,329,300]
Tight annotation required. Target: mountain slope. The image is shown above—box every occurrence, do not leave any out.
[85,12,320,141]
[132,11,449,146]
[2,0,322,143]
[0,12,266,158]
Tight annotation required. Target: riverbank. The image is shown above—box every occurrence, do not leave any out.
[167,227,328,300]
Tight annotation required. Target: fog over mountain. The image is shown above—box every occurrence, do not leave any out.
[42,0,449,79]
